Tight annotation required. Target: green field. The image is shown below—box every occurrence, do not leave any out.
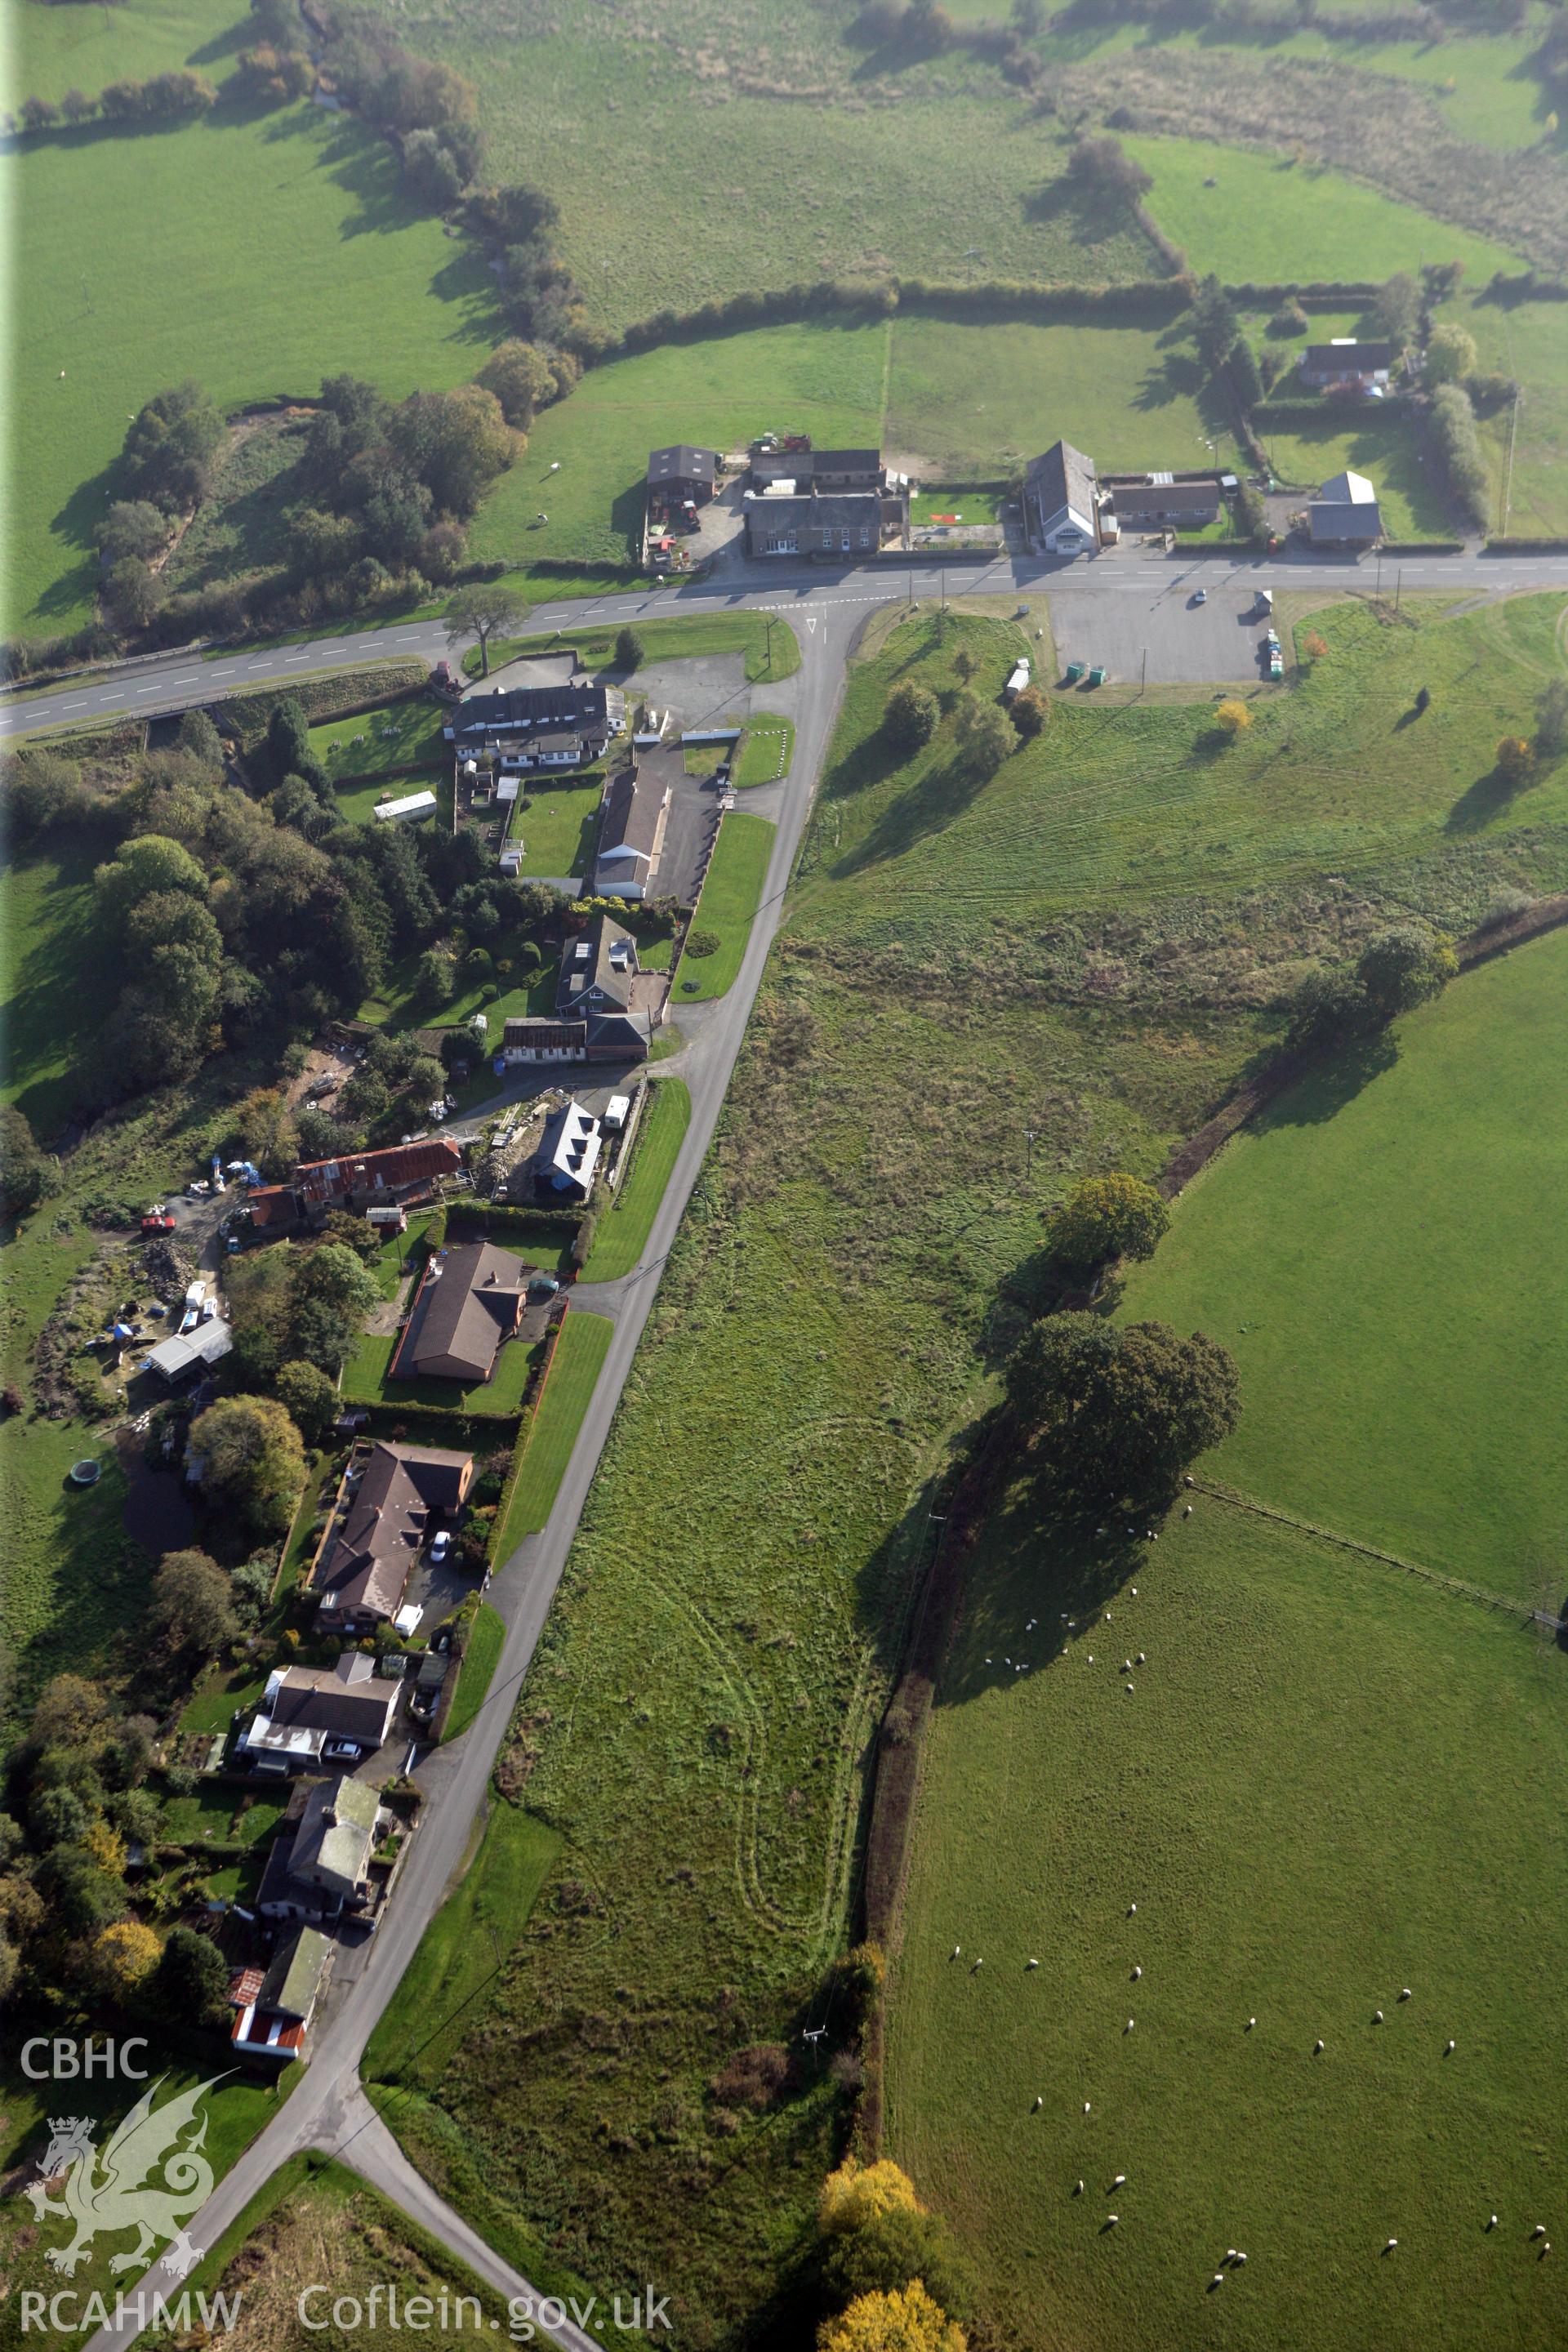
[581,1080,692,1283]
[1463,296,1568,538]
[734,714,795,788]
[359,948,557,1036]
[1125,135,1527,283]
[310,697,448,782]
[889,1499,1568,2352]
[444,1601,506,1743]
[889,312,1215,479]
[506,777,602,879]
[476,612,800,688]
[1,831,122,1135]
[494,1309,613,1552]
[1119,926,1568,1607]
[675,813,775,1001]
[8,0,500,635]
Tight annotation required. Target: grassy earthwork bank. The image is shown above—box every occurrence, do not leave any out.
[674,813,775,1003]
[580,1080,692,1283]
[493,1309,614,1553]
[1119,924,1568,1608]
[889,1498,1568,2352]
[369,590,1568,2336]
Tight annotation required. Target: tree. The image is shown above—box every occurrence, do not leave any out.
[1046,1173,1169,1277]
[20,96,60,132]
[1494,733,1534,783]
[1190,274,1240,371]
[60,87,99,124]
[274,1360,337,1446]
[234,42,313,101]
[883,681,939,753]
[96,501,169,568]
[1065,136,1152,203]
[1535,677,1568,756]
[1009,684,1047,739]
[1356,924,1456,1019]
[149,1549,238,1653]
[446,585,523,677]
[821,2158,923,2237]
[1423,259,1465,305]
[1215,698,1252,737]
[103,558,165,631]
[1,1102,57,1217]
[147,1926,229,2027]
[34,1846,126,1937]
[29,1673,111,1751]
[818,2283,965,2352]
[186,1396,305,1536]
[402,124,464,206]
[1425,320,1478,386]
[1374,271,1421,354]
[386,384,514,517]
[89,1920,162,2002]
[1228,335,1263,409]
[953,695,1013,781]
[614,626,645,672]
[822,2205,978,2326]
[1005,1312,1241,1504]
[474,341,567,430]
[95,834,207,921]
[121,381,224,511]
[176,707,225,765]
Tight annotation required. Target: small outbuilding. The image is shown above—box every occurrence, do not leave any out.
[373,790,439,825]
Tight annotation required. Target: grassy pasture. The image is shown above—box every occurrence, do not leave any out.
[310,697,448,783]
[1,831,119,1135]
[1119,924,1568,1607]
[1255,414,1454,534]
[1463,296,1568,537]
[889,1498,1568,2352]
[581,1080,692,1284]
[1124,133,1528,282]
[7,0,499,634]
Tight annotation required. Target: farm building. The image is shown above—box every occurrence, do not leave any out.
[293,1138,463,1217]
[750,447,886,492]
[372,790,438,825]
[648,445,717,507]
[595,765,671,899]
[146,1317,233,1383]
[1024,441,1101,555]
[310,1440,474,1633]
[501,1017,590,1065]
[392,1242,527,1384]
[1308,468,1383,545]
[1298,339,1393,389]
[745,488,889,559]
[446,682,625,775]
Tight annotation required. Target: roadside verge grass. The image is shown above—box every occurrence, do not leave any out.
[473,613,800,686]
[674,813,774,1003]
[494,1311,614,1552]
[443,1601,506,1744]
[364,1799,562,2091]
[581,1082,691,1283]
[735,715,795,787]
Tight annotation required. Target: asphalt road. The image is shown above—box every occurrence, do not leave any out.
[78,590,863,2352]
[60,538,1568,2349]
[11,543,1568,743]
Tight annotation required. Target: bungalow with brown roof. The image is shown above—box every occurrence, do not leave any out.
[594,765,670,901]
[236,1655,403,1774]
[310,1441,474,1633]
[391,1241,526,1385]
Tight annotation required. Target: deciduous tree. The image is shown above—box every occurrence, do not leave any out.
[445,585,523,677]
[1005,1312,1241,1503]
[883,681,939,751]
[1046,1173,1169,1277]
[149,1549,238,1654]
[186,1396,305,1536]
[819,2282,965,2352]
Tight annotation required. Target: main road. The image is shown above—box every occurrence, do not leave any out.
[65,537,1568,2349]
[8,541,1568,742]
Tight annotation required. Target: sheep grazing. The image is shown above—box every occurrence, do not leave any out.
[1488,2216,1498,2232]
[1234,2252,1247,2266]
[1106,2214,1119,2227]
[1136,1652,1146,1665]
[1445,2039,1456,2055]
[1225,2250,1237,2262]
[1374,2011,1383,2025]
[1246,2017,1256,2031]
[1128,1903,1138,1916]
[1125,2018,1136,2034]
[1125,1682,1135,1694]
[1131,1966,1143,1981]
[1085,2100,1092,2113]
[1088,1655,1094,1664]
[1027,1958,1040,1971]
[1112,2174,1127,2189]
[1532,2225,1548,2240]
[1313,2039,1325,2055]
[1130,1587,1138,1597]
[1123,1659,1134,1674]
[970,1958,984,1973]
[1075,2180,1085,2195]
[1032,2096,1044,2111]
[1209,2274,1225,2289]
[1399,1988,1412,2002]
[951,1944,961,1961]
[1383,2239,1398,2256]
[1183,1504,1193,1517]
[1542,2243,1552,2258]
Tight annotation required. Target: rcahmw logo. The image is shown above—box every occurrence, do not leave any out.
[20,2289,242,2336]
[24,2074,222,2280]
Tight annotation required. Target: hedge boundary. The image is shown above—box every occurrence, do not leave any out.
[1486,536,1568,552]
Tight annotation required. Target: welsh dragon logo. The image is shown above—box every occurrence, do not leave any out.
[26,2075,220,2278]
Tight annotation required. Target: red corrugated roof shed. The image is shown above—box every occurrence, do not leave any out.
[293,1138,462,1205]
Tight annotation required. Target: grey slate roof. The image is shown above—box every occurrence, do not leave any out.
[399,1242,524,1383]
[450,683,612,746]
[1026,440,1098,528]
[1302,341,1392,372]
[648,444,715,488]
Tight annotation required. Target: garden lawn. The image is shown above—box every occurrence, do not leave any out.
[734,715,794,787]
[1123,135,1528,283]
[311,698,448,782]
[1119,924,1568,1609]
[444,1601,506,1743]
[675,813,774,1002]
[581,1081,692,1283]
[494,1311,612,1552]
[177,1664,272,1740]
[889,1499,1568,2352]
[344,1292,541,1416]
[474,611,800,688]
[359,951,557,1034]
[7,27,499,634]
[506,779,601,879]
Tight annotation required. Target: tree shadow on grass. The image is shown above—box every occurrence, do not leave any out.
[1249,1029,1397,1133]
[829,750,994,875]
[934,1484,1149,1712]
[1446,763,1534,834]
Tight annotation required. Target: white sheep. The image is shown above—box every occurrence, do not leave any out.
[971,1958,983,1972]
[1445,2039,1456,2055]
[1488,2216,1498,2231]
[1247,2017,1256,2029]
[1234,2252,1247,2267]
[1107,2214,1119,2227]
[1383,2238,1398,2255]
[1128,1902,1138,1916]
[1125,2018,1136,2033]
[1032,2095,1044,2111]
[1085,2100,1092,2113]
[1209,2273,1225,2288]
[1131,1966,1143,1981]
[1532,2225,1548,2240]
[1374,2011,1383,2025]
[1399,1987,1412,2002]
[1112,2173,1127,2189]
[951,1944,961,1961]
[1126,1682,1135,1694]
[1137,1652,1146,1665]
[1075,2180,1085,2195]
[1027,1958,1040,1971]
[1314,2038,1325,2055]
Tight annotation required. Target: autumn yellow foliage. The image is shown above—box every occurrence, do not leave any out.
[91,1920,161,1995]
[1215,698,1253,736]
[819,2158,922,2237]
[818,2281,966,2352]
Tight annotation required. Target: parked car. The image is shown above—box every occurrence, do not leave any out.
[140,1206,176,1235]
[1190,588,1208,606]
[429,1530,452,1566]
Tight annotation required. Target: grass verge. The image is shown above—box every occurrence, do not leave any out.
[673,813,774,1003]
[444,1601,506,1744]
[581,1081,691,1283]
[493,1311,614,1552]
